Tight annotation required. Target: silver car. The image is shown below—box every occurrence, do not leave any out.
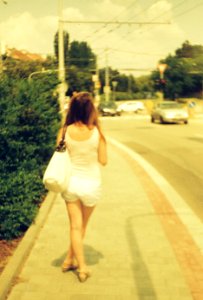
[151,101,189,124]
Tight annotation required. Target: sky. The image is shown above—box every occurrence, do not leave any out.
[0,0,203,76]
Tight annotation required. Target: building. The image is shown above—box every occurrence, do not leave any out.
[6,48,46,62]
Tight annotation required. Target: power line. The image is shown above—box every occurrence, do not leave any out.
[112,0,184,44]
[137,0,185,35]
[108,48,166,56]
[95,0,174,61]
[173,1,203,19]
[87,0,161,44]
[116,68,154,72]
[90,0,171,49]
[83,0,138,41]
[61,20,170,25]
[105,0,162,39]
[109,0,187,62]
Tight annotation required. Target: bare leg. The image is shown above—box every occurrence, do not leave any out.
[81,203,95,238]
[65,200,85,269]
[64,200,95,270]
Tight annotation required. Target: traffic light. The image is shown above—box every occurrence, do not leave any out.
[159,79,166,85]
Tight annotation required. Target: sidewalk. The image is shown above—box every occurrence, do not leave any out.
[2,140,203,300]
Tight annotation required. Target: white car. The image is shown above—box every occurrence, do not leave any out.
[116,101,145,114]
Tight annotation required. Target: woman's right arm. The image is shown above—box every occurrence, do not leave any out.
[56,128,64,145]
[98,137,107,166]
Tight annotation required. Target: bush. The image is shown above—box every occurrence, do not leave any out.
[0,75,61,239]
[99,91,156,102]
[0,170,43,239]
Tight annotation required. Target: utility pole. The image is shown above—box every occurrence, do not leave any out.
[128,76,132,94]
[58,0,67,115]
[94,55,100,104]
[104,48,110,102]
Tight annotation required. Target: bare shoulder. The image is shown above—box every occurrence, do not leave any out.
[67,124,95,141]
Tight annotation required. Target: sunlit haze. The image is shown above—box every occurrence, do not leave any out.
[1,0,203,76]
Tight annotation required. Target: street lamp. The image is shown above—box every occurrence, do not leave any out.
[158,63,167,100]
[28,68,58,83]
[112,81,118,102]
[92,73,100,103]
[158,63,167,80]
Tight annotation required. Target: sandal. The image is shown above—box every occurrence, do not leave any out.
[61,259,78,272]
[77,269,91,283]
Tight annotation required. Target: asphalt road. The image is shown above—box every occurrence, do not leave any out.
[101,114,203,221]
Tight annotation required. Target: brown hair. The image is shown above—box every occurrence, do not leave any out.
[64,92,106,141]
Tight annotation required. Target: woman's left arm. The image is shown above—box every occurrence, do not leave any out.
[98,137,107,166]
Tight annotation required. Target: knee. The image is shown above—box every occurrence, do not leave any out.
[70,224,82,232]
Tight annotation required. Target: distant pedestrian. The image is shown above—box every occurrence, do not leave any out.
[57,92,107,282]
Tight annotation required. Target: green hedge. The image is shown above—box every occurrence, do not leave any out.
[99,91,156,102]
[0,75,61,239]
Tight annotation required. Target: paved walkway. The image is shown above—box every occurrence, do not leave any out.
[4,141,203,300]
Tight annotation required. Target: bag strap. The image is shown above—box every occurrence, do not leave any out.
[61,125,67,142]
[56,125,67,152]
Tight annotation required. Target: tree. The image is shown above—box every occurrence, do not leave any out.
[67,65,94,93]
[99,68,135,93]
[151,41,203,99]
[66,41,96,93]
[135,75,153,93]
[53,32,97,93]
[3,55,58,82]
[4,58,42,80]
[128,75,138,93]
[176,40,203,59]
[69,41,96,69]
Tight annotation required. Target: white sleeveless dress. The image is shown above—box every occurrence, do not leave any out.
[61,126,101,207]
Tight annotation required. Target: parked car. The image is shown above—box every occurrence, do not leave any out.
[116,101,145,114]
[151,101,189,124]
[98,102,119,117]
[99,107,118,116]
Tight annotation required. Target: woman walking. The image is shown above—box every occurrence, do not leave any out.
[57,92,107,282]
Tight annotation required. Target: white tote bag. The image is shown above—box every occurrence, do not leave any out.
[43,127,71,193]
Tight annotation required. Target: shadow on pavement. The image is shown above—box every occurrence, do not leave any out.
[51,244,104,268]
[84,244,104,266]
[126,216,158,299]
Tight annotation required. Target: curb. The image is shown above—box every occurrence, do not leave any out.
[0,191,57,300]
